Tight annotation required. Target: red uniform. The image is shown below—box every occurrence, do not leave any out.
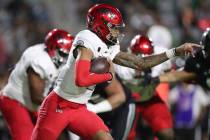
[128,84,173,140]
[0,44,58,140]
[0,94,37,140]
[32,92,108,140]
[32,29,121,140]
[0,29,74,140]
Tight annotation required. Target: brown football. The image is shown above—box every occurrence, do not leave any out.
[90,57,110,74]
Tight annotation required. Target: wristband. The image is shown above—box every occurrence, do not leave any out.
[87,100,112,114]
[165,48,176,59]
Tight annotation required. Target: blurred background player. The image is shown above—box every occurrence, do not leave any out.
[0,29,74,140]
[31,3,199,140]
[115,35,174,140]
[88,74,135,140]
[157,28,210,88]
[150,27,210,140]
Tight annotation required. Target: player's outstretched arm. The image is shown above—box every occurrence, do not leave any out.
[113,51,167,71]
[103,77,126,109]
[159,70,196,83]
[142,71,196,86]
[87,77,126,113]
[113,43,201,71]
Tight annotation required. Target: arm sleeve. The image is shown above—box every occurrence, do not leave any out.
[75,60,112,87]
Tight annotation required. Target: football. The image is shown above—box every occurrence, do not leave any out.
[90,57,110,74]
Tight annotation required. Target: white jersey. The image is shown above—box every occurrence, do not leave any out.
[151,46,172,77]
[114,64,135,81]
[54,30,120,104]
[2,44,58,110]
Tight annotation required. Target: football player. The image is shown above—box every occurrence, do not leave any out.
[150,28,210,139]
[0,29,74,140]
[31,4,201,140]
[117,35,174,140]
[69,74,135,140]
[155,28,210,89]
[88,74,135,140]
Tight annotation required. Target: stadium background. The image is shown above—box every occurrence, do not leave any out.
[0,0,210,140]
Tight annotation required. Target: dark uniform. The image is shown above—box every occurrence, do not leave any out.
[184,51,210,91]
[184,51,210,139]
[92,75,136,140]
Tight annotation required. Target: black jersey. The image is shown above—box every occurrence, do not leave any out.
[184,51,210,91]
[91,74,135,140]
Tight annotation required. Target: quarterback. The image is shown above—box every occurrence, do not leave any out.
[32,4,201,140]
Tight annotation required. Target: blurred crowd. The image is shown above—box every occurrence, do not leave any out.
[0,0,210,140]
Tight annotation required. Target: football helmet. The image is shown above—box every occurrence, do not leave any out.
[130,35,154,55]
[45,29,74,67]
[87,4,125,45]
[201,28,210,56]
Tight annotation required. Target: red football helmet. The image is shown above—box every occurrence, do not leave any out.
[87,4,125,45]
[130,35,154,55]
[45,29,74,67]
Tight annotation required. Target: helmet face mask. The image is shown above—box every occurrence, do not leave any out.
[45,29,74,68]
[51,48,69,67]
[87,4,125,45]
[106,24,124,45]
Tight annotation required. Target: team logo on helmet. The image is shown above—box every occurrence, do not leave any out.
[108,13,116,20]
[76,40,84,46]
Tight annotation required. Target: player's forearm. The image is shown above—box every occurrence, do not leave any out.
[113,51,168,71]
[75,60,112,87]
[159,71,196,83]
[30,85,45,105]
[88,95,125,113]
[107,92,126,109]
[87,100,112,114]
[27,67,45,105]
[104,77,126,109]
[114,43,200,71]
